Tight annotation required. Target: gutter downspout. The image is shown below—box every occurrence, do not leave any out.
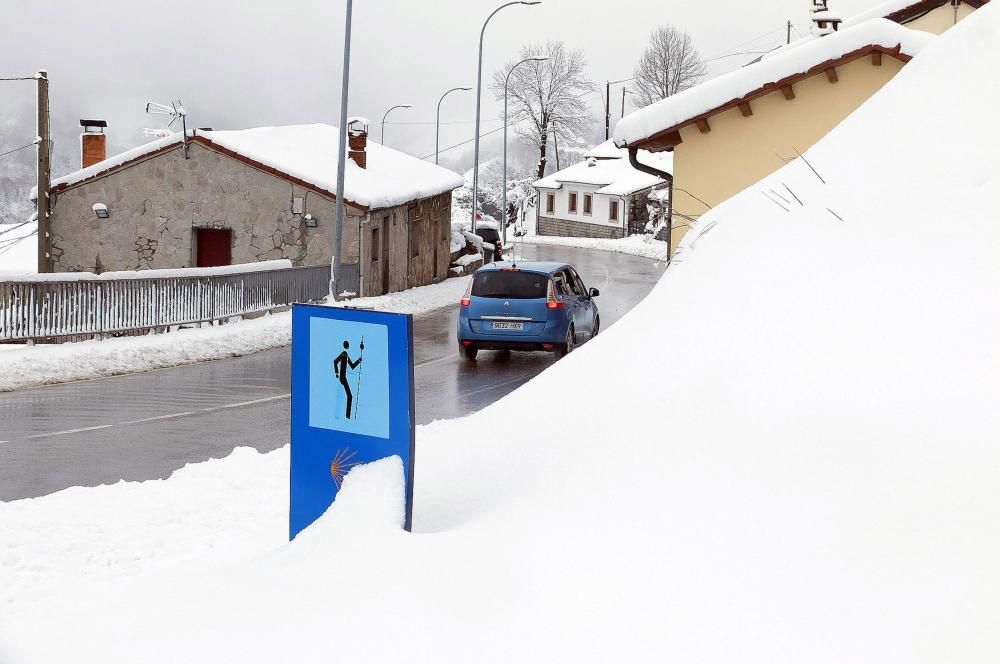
[628,147,674,261]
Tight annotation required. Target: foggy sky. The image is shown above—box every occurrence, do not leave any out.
[0,0,883,175]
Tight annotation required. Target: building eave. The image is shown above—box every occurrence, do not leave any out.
[628,43,913,153]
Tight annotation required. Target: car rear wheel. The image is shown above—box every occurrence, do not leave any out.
[461,344,478,361]
[555,325,575,359]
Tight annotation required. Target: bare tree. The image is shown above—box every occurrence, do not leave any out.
[632,26,707,108]
[492,41,594,180]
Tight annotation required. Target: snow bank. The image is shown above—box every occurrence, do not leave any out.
[0,276,472,392]
[5,5,1000,662]
[614,19,934,147]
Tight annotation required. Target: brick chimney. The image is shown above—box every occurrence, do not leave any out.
[80,119,107,168]
[347,118,368,170]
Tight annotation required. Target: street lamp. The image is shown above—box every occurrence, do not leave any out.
[436,86,471,165]
[502,56,548,248]
[471,0,542,234]
[381,104,413,146]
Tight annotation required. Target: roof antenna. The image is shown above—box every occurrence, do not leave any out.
[146,100,189,159]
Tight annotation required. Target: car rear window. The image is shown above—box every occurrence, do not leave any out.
[472,271,548,299]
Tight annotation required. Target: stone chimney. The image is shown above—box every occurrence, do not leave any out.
[811,0,843,36]
[347,118,368,170]
[80,119,107,168]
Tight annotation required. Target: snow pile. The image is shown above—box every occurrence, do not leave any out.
[51,125,464,211]
[614,19,934,147]
[0,219,37,275]
[5,6,1000,662]
[0,276,471,392]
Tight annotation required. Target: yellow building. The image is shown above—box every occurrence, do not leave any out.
[613,0,989,254]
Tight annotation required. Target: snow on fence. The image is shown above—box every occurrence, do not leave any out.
[0,264,329,342]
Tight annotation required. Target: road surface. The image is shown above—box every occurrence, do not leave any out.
[0,244,664,500]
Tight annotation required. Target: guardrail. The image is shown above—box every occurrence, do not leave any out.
[0,264,330,343]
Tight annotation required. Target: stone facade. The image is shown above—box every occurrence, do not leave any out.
[48,142,362,273]
[536,215,625,240]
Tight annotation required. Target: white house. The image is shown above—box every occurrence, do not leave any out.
[533,141,673,239]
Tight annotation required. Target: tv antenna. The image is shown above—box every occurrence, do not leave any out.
[145,100,189,158]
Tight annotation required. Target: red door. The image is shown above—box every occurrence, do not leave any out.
[195,228,232,267]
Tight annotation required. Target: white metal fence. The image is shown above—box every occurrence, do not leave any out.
[0,265,330,342]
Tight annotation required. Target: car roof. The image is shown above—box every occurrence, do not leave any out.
[476,260,568,276]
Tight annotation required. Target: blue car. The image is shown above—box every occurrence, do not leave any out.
[457,261,600,360]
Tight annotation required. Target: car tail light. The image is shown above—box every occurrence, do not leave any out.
[501,267,520,272]
[546,280,565,309]
[461,278,474,307]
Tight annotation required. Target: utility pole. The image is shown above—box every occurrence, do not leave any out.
[36,70,51,274]
[604,80,611,140]
[621,86,626,120]
[331,0,353,300]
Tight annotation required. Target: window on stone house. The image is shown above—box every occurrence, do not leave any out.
[609,200,619,221]
[583,194,592,216]
[546,193,555,214]
[568,192,578,214]
[371,227,380,259]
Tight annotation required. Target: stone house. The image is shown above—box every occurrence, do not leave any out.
[46,121,464,296]
[613,0,989,256]
[532,140,672,240]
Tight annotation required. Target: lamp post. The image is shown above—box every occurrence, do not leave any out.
[471,0,542,234]
[381,104,413,146]
[331,0,354,300]
[502,56,548,248]
[436,86,471,165]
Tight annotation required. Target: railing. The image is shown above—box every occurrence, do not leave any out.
[0,264,330,342]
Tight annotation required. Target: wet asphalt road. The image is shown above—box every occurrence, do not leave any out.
[0,245,665,501]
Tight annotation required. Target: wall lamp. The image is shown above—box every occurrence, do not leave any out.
[303,213,318,228]
[92,203,109,219]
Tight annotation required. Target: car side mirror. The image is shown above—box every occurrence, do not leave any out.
[589,288,600,298]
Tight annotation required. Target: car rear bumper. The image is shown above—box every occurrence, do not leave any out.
[457,317,568,349]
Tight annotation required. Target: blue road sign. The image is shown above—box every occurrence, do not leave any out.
[290,304,415,540]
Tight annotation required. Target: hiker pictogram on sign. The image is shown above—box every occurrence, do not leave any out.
[308,318,390,439]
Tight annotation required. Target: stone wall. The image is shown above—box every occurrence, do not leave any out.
[536,215,624,240]
[48,142,362,273]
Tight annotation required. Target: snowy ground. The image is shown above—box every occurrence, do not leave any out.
[0,276,471,392]
[4,7,1000,662]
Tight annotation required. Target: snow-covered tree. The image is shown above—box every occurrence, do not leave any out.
[632,26,707,108]
[492,41,594,180]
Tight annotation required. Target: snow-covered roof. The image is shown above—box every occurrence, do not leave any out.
[614,19,933,149]
[845,0,988,27]
[533,149,672,196]
[51,124,464,211]
[583,139,629,160]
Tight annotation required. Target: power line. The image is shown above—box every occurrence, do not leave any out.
[0,76,35,81]
[0,142,36,159]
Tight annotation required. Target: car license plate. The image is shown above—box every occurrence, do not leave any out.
[492,321,524,331]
